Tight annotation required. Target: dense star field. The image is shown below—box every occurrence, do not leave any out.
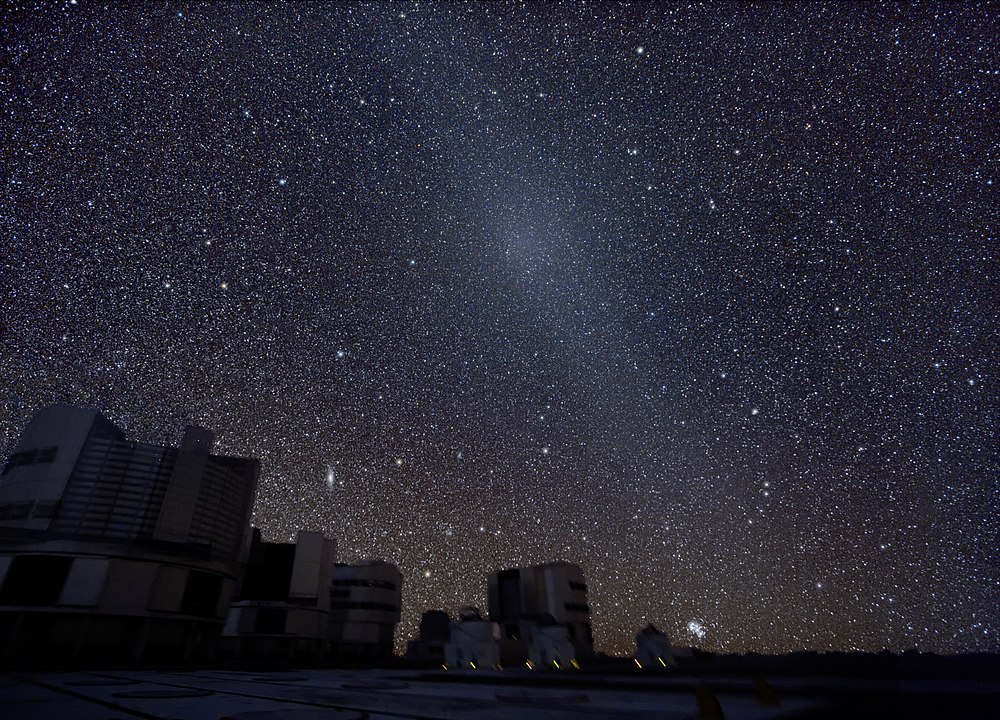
[1,2,996,656]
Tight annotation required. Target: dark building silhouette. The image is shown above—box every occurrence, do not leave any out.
[328,560,403,663]
[488,561,594,664]
[634,623,693,668]
[405,609,451,665]
[0,405,259,663]
[221,534,403,665]
[220,528,337,663]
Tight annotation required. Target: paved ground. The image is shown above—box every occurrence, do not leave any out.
[0,668,819,719]
[2,667,997,719]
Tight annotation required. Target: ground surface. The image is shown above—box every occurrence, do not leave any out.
[2,667,997,719]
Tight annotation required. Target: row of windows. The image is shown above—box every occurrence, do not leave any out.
[564,602,591,614]
[0,555,221,618]
[569,581,588,592]
[331,578,396,590]
[52,443,170,541]
[1,446,57,475]
[330,600,399,612]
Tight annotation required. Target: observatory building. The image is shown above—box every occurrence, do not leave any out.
[0,404,259,663]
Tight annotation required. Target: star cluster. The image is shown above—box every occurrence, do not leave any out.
[1,2,996,655]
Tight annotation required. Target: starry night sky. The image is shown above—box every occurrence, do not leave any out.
[2,2,996,655]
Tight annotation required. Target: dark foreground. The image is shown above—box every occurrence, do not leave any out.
[2,659,998,720]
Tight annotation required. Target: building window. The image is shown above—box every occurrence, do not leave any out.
[563,602,591,614]
[0,555,73,606]
[569,581,588,592]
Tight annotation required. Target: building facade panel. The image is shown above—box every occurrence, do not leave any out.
[58,557,109,607]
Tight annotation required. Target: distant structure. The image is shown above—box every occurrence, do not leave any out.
[635,624,673,668]
[487,561,593,665]
[528,624,578,669]
[220,529,337,663]
[327,560,403,663]
[405,609,451,665]
[0,404,259,663]
[444,606,500,669]
[634,624,693,668]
